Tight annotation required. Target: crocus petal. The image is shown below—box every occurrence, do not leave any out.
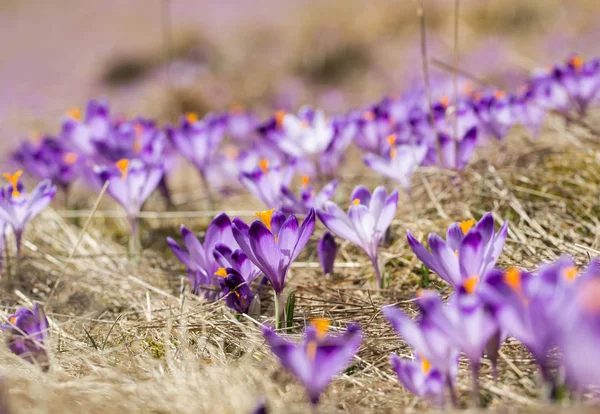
[459,232,484,280]
[428,234,461,287]
[350,185,371,205]
[248,221,284,294]
[375,189,398,234]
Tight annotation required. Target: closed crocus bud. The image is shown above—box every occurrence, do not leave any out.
[318,232,337,276]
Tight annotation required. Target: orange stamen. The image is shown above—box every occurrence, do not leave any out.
[255,208,275,231]
[3,171,22,197]
[310,318,331,339]
[390,148,397,159]
[215,268,228,278]
[440,96,449,108]
[352,198,361,205]
[185,112,199,123]
[301,176,310,187]
[275,110,286,128]
[563,266,579,282]
[363,111,375,121]
[387,134,397,146]
[569,55,584,71]
[9,316,16,324]
[463,275,479,294]
[504,267,522,291]
[494,90,506,99]
[454,249,459,257]
[259,159,269,174]
[115,159,129,181]
[421,356,431,374]
[63,152,78,165]
[67,107,82,121]
[458,219,475,235]
[133,136,142,154]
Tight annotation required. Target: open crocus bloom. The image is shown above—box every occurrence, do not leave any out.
[167,213,239,298]
[1,303,50,369]
[479,257,580,382]
[60,100,111,156]
[168,112,226,175]
[363,140,427,193]
[232,208,315,295]
[558,56,600,116]
[407,212,508,290]
[215,267,255,314]
[239,159,295,210]
[281,177,337,214]
[0,171,56,255]
[263,320,362,405]
[474,91,515,140]
[318,186,398,287]
[213,244,262,286]
[390,354,445,405]
[418,283,498,373]
[277,107,335,157]
[96,158,163,228]
[383,299,459,381]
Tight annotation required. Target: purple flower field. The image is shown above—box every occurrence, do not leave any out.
[1,0,600,413]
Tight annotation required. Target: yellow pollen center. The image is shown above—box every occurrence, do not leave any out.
[454,249,459,257]
[505,267,522,292]
[255,208,275,231]
[63,152,78,165]
[440,96,449,108]
[352,198,361,205]
[3,171,22,197]
[387,134,397,146]
[9,316,16,324]
[215,268,228,278]
[301,176,310,187]
[570,56,584,70]
[275,110,286,128]
[564,266,579,282]
[458,219,475,235]
[68,107,82,121]
[310,318,331,339]
[463,275,479,294]
[390,148,397,160]
[494,90,506,99]
[185,112,199,123]
[259,159,269,174]
[363,111,375,121]
[115,159,130,181]
[421,357,431,374]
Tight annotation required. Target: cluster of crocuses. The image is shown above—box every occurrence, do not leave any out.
[11,56,600,238]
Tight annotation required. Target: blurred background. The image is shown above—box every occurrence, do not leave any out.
[1,0,599,144]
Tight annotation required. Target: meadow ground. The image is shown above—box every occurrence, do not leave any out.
[2,0,600,413]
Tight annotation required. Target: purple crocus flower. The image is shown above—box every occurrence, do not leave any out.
[560,263,600,388]
[434,126,478,171]
[352,108,393,154]
[168,112,227,196]
[281,177,337,214]
[317,186,398,287]
[239,159,295,210]
[262,320,362,405]
[559,56,600,116]
[407,213,508,289]
[390,354,445,405]
[479,257,579,383]
[363,141,427,193]
[167,213,239,298]
[1,303,49,369]
[95,158,164,239]
[60,101,111,156]
[226,106,259,143]
[474,91,515,140]
[12,136,79,195]
[0,172,56,258]
[383,298,459,404]
[215,267,255,314]
[232,208,315,295]
[213,244,262,285]
[317,232,336,276]
[276,107,334,158]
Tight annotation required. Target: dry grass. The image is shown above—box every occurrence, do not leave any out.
[0,108,599,413]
